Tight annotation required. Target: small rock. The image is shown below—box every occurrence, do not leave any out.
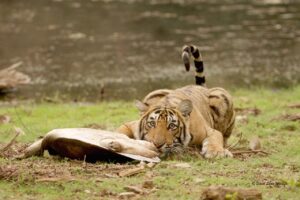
[249,136,261,150]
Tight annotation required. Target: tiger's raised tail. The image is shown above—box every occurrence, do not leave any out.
[181,45,205,86]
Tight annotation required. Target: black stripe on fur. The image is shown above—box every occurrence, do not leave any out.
[195,76,205,85]
[210,105,220,117]
[181,44,206,86]
[221,94,230,108]
[194,60,204,73]
[192,49,200,59]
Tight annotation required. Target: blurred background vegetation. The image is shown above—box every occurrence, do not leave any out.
[0,0,299,101]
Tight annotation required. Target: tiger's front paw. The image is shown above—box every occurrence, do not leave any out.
[99,139,123,152]
[201,139,233,158]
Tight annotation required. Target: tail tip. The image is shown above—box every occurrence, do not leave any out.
[184,63,190,71]
[181,50,190,71]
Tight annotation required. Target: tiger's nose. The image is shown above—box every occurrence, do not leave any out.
[153,142,165,149]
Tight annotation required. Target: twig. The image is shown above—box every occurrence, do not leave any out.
[232,149,269,155]
[0,127,23,152]
[118,165,145,177]
[14,106,33,136]
[0,61,30,90]
[0,61,23,73]
[7,61,23,70]
[82,154,87,171]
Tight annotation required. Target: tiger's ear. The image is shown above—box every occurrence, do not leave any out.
[135,100,149,114]
[177,99,193,117]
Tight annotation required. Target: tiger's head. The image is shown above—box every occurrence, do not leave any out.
[134,99,193,156]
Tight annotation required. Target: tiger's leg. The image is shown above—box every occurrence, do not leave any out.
[201,127,233,158]
[116,121,158,152]
[208,87,235,146]
[126,137,158,152]
[115,120,138,138]
[119,138,159,158]
[23,138,44,158]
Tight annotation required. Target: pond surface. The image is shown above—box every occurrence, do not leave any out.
[0,0,300,101]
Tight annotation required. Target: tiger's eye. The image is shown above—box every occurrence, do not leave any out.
[147,121,156,127]
[168,123,178,130]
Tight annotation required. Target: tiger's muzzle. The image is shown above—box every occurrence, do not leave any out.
[144,118,173,151]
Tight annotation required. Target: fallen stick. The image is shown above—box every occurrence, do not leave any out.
[124,186,144,194]
[118,166,145,177]
[0,127,23,153]
[5,61,23,70]
[0,61,30,91]
[227,132,243,150]
[232,149,269,155]
[201,186,262,200]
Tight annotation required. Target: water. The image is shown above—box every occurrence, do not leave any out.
[0,0,300,101]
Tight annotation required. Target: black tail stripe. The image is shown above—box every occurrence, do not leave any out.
[190,45,194,52]
[195,76,205,85]
[194,61,204,72]
[182,44,205,86]
[192,49,200,59]
[183,46,190,53]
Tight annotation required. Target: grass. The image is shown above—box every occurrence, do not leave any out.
[0,86,300,199]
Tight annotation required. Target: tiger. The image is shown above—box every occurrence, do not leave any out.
[116,45,235,158]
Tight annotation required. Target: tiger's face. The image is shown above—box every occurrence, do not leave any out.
[135,99,193,155]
